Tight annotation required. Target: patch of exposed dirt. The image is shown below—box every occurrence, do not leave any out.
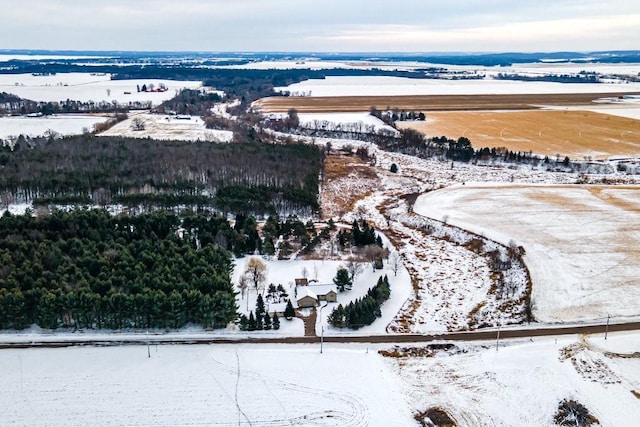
[321,153,380,220]
[379,344,461,358]
[560,342,621,384]
[414,407,457,427]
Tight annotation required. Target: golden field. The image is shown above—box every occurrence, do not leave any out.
[398,110,640,159]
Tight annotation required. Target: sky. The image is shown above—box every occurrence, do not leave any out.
[1,0,639,53]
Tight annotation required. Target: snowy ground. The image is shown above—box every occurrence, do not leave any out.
[232,244,413,336]
[0,343,414,426]
[0,114,109,138]
[0,332,636,427]
[216,58,640,78]
[98,112,233,142]
[263,112,398,135]
[0,73,202,106]
[544,102,640,120]
[413,184,640,324]
[385,331,640,427]
[275,76,640,97]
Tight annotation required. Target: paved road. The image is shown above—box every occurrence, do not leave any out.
[2,321,639,349]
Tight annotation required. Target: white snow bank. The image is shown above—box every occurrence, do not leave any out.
[276,75,640,97]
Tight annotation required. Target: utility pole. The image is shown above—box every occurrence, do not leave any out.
[147,330,150,358]
[319,302,328,354]
[605,314,610,340]
[496,323,501,351]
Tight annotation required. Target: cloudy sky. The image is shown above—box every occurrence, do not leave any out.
[1,0,638,52]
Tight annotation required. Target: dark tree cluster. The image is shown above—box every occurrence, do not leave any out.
[0,95,146,116]
[328,275,391,329]
[0,135,322,216]
[238,294,280,331]
[155,89,222,117]
[371,107,425,124]
[337,220,383,249]
[0,209,238,330]
[259,214,326,259]
[494,72,599,83]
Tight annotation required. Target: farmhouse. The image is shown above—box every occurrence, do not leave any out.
[295,281,338,308]
[296,287,318,308]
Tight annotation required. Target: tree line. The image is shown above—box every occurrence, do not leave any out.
[0,209,238,330]
[0,135,323,216]
[328,275,391,329]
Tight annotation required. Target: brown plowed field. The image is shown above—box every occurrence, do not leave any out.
[398,110,640,159]
[255,92,640,113]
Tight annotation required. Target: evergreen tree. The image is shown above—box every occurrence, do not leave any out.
[247,311,257,331]
[255,294,266,329]
[272,312,280,330]
[263,311,272,330]
[328,304,346,328]
[284,300,295,320]
[239,314,248,331]
[333,268,352,292]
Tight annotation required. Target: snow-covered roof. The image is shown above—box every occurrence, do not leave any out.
[296,287,317,301]
[307,284,337,296]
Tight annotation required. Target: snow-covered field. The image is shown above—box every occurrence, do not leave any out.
[0,73,201,106]
[1,332,637,427]
[219,58,640,78]
[386,331,640,426]
[0,343,414,426]
[413,184,640,323]
[276,76,640,97]
[0,114,109,138]
[546,103,640,120]
[285,112,397,135]
[97,112,233,142]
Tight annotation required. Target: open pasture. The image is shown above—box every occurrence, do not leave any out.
[399,109,640,159]
[413,184,640,323]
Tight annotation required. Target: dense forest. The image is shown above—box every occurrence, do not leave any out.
[0,135,323,215]
[0,210,238,330]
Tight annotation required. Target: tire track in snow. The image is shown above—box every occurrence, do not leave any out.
[206,351,368,426]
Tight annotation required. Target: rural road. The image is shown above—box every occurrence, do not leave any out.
[2,321,639,349]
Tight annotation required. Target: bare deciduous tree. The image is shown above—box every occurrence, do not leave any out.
[245,257,267,292]
[363,244,386,271]
[388,251,402,276]
[344,257,364,280]
[237,274,248,299]
[131,117,146,131]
